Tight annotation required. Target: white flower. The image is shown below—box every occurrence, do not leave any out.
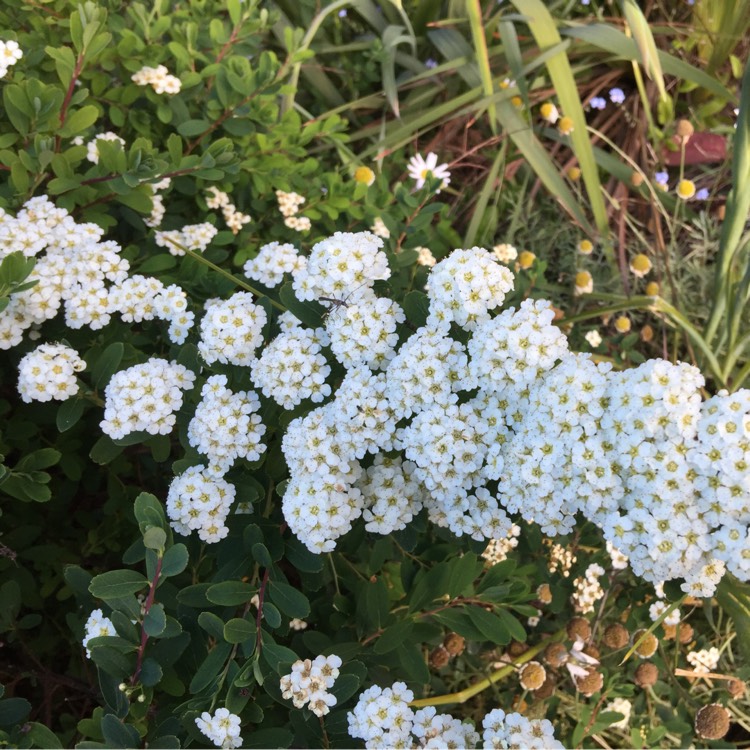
[82,609,116,658]
[407,152,451,192]
[585,329,603,348]
[195,708,242,749]
[18,343,85,403]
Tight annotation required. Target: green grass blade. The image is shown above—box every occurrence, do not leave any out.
[464,143,506,247]
[705,57,750,350]
[466,0,497,133]
[498,19,529,101]
[509,0,611,258]
[562,24,735,103]
[621,0,667,101]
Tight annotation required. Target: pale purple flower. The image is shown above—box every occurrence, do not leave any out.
[655,171,669,189]
[695,188,709,200]
[590,96,606,110]
[338,8,347,17]
[609,87,625,104]
[425,59,437,69]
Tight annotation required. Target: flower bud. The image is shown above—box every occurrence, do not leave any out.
[443,632,465,657]
[567,617,591,643]
[676,119,694,139]
[602,623,629,650]
[634,661,658,688]
[575,668,603,697]
[544,642,568,669]
[430,645,450,669]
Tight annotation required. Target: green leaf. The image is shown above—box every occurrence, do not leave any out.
[56,398,85,432]
[89,436,123,465]
[26,722,63,748]
[251,542,272,568]
[143,603,166,637]
[100,714,140,749]
[268,581,310,620]
[394,642,430,684]
[245,728,293,749]
[92,343,124,389]
[447,553,480,597]
[278,282,325,328]
[177,119,210,137]
[198,611,227,641]
[466,605,511,645]
[161,544,189,577]
[190,643,232,694]
[262,602,281,629]
[495,608,527,643]
[59,105,100,138]
[402,291,430,328]
[142,527,166,551]
[139,657,163,688]
[224,618,257,644]
[206,581,255,606]
[0,697,31,727]
[373,620,414,654]
[89,570,148,600]
[262,641,297,673]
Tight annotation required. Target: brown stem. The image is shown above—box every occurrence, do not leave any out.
[131,555,163,685]
[56,53,86,152]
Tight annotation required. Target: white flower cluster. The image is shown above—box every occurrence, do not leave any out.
[276,190,310,231]
[108,274,194,344]
[100,359,195,439]
[195,708,242,749]
[144,177,171,228]
[572,563,606,614]
[131,64,182,94]
[198,292,267,366]
[648,598,681,627]
[82,608,116,658]
[687,646,720,674]
[251,322,331,409]
[348,683,562,749]
[358,455,423,534]
[0,198,193,347]
[205,187,251,235]
[166,465,236,543]
[548,542,576,577]
[155,223,218,256]
[280,654,341,717]
[18,343,85,403]
[370,217,390,239]
[603,698,632,730]
[243,241,306,289]
[187,374,266,477]
[0,39,22,78]
[607,540,629,570]
[84,132,126,164]
[481,525,521,565]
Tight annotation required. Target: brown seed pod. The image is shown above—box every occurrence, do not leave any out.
[583,643,600,660]
[602,623,630,650]
[727,679,746,699]
[429,645,450,669]
[508,640,529,658]
[519,661,547,691]
[640,324,654,343]
[575,668,604,697]
[695,704,730,740]
[676,119,695,139]
[544,642,569,669]
[678,623,694,644]
[533,673,557,700]
[567,617,592,642]
[632,629,659,658]
[634,661,658,688]
[443,632,465,657]
[630,171,645,186]
[536,583,553,605]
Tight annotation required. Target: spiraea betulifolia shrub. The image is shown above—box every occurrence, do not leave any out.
[0,1,748,749]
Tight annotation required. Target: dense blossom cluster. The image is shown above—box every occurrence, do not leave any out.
[166,465,236,543]
[0,39,22,78]
[82,609,116,659]
[347,683,563,749]
[205,187,252,234]
[280,655,341,717]
[131,64,182,94]
[276,190,310,231]
[571,563,606,614]
[198,292,267,366]
[187,374,266,477]
[100,359,195,439]
[155,223,218,255]
[0,197,193,348]
[195,708,242,749]
[243,241,306,288]
[82,132,126,164]
[17,343,85,403]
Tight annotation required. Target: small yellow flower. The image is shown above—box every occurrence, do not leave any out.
[567,166,581,181]
[511,95,523,109]
[499,77,515,90]
[645,281,660,296]
[577,239,594,255]
[614,315,631,333]
[558,116,574,136]
[354,166,376,186]
[518,250,536,270]
[676,179,696,200]
[540,102,559,123]
[629,253,652,278]
[575,270,593,295]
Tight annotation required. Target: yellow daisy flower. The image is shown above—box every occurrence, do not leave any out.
[629,253,652,278]
[676,179,696,200]
[518,250,536,269]
[354,166,376,186]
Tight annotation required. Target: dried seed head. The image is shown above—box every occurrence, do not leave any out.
[443,632,465,657]
[519,661,547,691]
[641,324,654,343]
[634,661,659,688]
[678,623,695,644]
[508,640,529,658]
[695,704,730,740]
[583,643,600,660]
[567,617,592,643]
[536,583,553,605]
[602,623,630,650]
[575,668,604,697]
[632,629,659,658]
[631,171,645,186]
[676,119,694,139]
[429,645,450,669]
[727,679,746,699]
[544,642,569,669]
[533,673,557,700]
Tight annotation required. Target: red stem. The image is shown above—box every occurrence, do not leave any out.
[131,556,163,685]
[59,54,85,128]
